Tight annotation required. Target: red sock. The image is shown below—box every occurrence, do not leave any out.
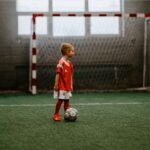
[54,99,63,114]
[64,100,70,111]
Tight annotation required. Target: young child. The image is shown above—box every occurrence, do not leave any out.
[53,43,75,121]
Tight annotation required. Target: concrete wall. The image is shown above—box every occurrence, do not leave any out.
[0,0,150,90]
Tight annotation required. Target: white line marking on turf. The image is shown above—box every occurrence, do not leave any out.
[0,102,149,107]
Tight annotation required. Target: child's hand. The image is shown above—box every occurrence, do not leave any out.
[71,85,73,91]
[54,74,59,91]
[54,85,59,91]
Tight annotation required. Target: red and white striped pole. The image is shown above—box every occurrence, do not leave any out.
[31,13,150,94]
[31,14,45,94]
[32,13,150,18]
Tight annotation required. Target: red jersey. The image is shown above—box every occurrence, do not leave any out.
[56,57,73,91]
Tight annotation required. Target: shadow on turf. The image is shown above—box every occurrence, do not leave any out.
[50,118,78,123]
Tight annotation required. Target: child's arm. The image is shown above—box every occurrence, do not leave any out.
[71,75,73,91]
[54,74,60,91]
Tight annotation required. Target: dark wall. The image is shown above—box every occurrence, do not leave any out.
[0,0,30,90]
[0,0,150,90]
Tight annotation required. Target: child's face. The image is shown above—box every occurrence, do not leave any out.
[66,47,75,58]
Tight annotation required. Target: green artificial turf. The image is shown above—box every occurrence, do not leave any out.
[0,92,150,150]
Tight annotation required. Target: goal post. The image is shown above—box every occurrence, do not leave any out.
[29,13,150,94]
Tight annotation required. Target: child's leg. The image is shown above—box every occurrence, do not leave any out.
[64,99,70,111]
[54,99,63,115]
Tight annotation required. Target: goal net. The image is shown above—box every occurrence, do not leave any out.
[29,13,150,94]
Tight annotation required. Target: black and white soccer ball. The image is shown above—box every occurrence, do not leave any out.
[64,108,78,121]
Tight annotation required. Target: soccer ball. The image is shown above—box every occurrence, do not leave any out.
[64,108,78,121]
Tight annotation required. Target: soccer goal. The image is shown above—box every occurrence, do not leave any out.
[29,13,150,94]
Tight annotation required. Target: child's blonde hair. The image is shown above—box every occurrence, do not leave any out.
[60,43,74,55]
